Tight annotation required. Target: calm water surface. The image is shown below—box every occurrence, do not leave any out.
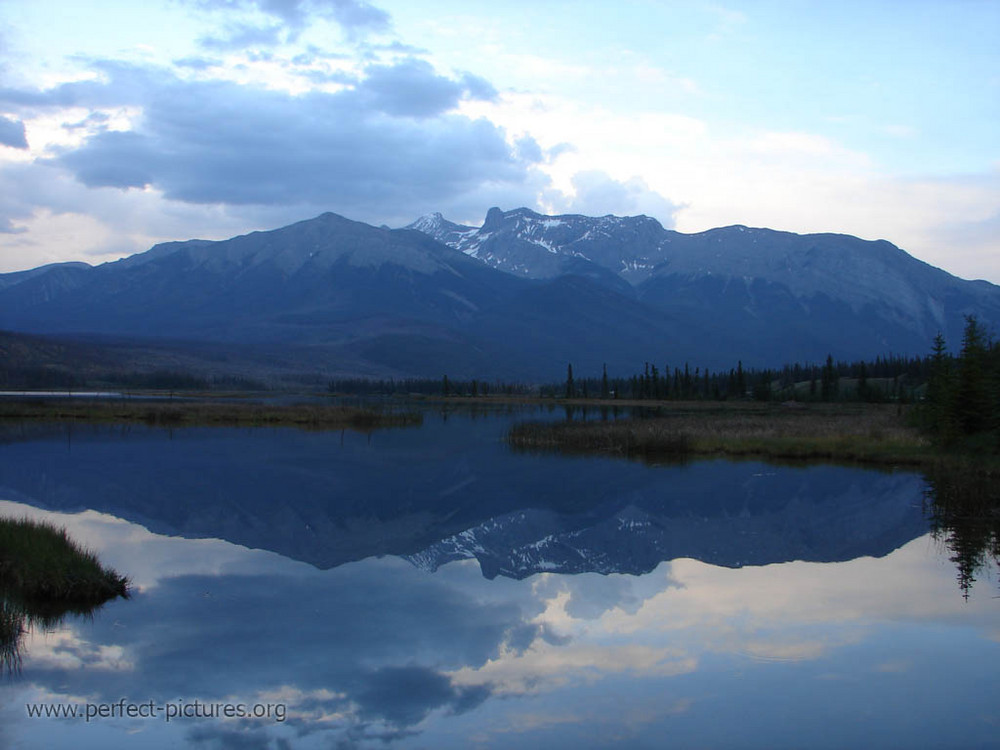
[1,405,997,749]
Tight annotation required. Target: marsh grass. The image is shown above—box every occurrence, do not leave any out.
[0,517,130,603]
[0,516,130,673]
[507,402,952,469]
[0,399,423,431]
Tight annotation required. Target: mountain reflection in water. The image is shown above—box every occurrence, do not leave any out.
[0,408,997,749]
[0,414,930,575]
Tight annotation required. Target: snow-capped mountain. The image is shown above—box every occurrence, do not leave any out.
[404,468,929,579]
[410,207,1000,363]
[2,208,999,379]
[408,206,670,284]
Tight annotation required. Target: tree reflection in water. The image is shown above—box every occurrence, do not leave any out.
[924,468,1000,599]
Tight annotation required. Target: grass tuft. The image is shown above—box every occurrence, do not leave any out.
[0,516,130,604]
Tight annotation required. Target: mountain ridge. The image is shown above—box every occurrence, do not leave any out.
[2,207,998,381]
[408,206,1000,363]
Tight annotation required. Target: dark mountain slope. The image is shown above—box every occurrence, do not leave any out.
[413,208,1000,367]
[3,208,999,381]
[0,215,529,373]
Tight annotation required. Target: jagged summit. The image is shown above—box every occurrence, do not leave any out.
[416,206,670,282]
[404,212,477,248]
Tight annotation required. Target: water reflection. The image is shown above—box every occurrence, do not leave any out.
[0,410,998,748]
[923,468,1000,598]
[0,419,930,576]
[1,590,123,676]
[0,500,997,750]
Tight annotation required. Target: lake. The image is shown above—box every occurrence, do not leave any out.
[1,404,998,749]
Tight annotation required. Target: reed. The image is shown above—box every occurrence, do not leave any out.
[0,516,129,604]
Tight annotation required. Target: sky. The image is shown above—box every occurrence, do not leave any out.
[0,0,997,282]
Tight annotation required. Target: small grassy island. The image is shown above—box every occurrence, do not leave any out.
[0,516,129,603]
[507,401,950,469]
[1,517,130,672]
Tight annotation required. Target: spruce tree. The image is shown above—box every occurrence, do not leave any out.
[821,355,838,401]
[956,315,989,434]
[925,332,956,441]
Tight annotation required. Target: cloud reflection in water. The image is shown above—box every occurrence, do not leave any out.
[1,499,997,749]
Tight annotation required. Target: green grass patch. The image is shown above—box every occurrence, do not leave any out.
[1,516,131,673]
[0,516,130,604]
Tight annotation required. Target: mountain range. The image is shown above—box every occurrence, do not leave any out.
[2,208,998,381]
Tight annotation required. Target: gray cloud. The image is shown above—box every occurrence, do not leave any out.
[459,71,499,102]
[184,0,390,40]
[357,58,465,117]
[355,666,491,726]
[515,134,543,163]
[172,56,224,71]
[18,60,536,224]
[0,115,27,149]
[323,0,390,33]
[199,22,285,50]
[0,218,26,234]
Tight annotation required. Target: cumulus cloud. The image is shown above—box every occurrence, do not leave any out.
[5,59,537,225]
[199,21,285,50]
[356,57,466,117]
[185,0,391,46]
[0,30,550,270]
[0,115,28,148]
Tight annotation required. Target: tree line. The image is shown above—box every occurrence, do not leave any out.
[550,353,931,404]
[920,315,1000,450]
[327,376,532,397]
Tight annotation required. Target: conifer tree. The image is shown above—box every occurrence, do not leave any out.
[821,355,838,401]
[956,315,989,434]
[925,332,955,441]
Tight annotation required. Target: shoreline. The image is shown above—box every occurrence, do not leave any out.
[0,396,422,430]
[506,402,998,474]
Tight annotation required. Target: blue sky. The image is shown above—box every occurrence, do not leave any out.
[0,0,997,281]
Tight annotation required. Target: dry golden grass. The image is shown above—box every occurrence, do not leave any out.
[0,398,422,431]
[508,402,937,468]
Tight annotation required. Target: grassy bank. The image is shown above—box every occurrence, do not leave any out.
[0,517,129,604]
[0,398,422,430]
[1,516,130,672]
[507,402,990,471]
